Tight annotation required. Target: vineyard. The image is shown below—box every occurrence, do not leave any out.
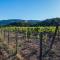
[0,26,60,60]
[0,0,60,60]
[0,26,57,32]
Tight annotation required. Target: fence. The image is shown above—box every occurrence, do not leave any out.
[0,25,60,60]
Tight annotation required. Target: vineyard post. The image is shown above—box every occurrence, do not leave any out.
[15,27,18,54]
[4,30,5,39]
[25,20,28,41]
[40,32,43,60]
[8,30,9,45]
[58,27,59,41]
[1,27,2,34]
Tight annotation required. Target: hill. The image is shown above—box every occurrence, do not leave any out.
[0,18,60,27]
[34,18,60,26]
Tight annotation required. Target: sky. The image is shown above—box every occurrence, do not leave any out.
[0,0,60,20]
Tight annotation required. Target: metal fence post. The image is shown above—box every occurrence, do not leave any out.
[15,27,18,54]
[8,30,9,45]
[4,30,5,39]
[40,32,43,60]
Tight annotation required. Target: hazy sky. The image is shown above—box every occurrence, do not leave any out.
[0,0,60,20]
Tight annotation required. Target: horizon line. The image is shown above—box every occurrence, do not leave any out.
[0,17,60,21]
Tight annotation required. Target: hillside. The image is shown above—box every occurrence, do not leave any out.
[32,18,60,26]
[0,18,60,27]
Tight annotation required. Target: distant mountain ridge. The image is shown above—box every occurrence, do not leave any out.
[0,18,60,26]
[0,19,41,26]
[0,19,22,25]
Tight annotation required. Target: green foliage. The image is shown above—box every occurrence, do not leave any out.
[0,26,58,33]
